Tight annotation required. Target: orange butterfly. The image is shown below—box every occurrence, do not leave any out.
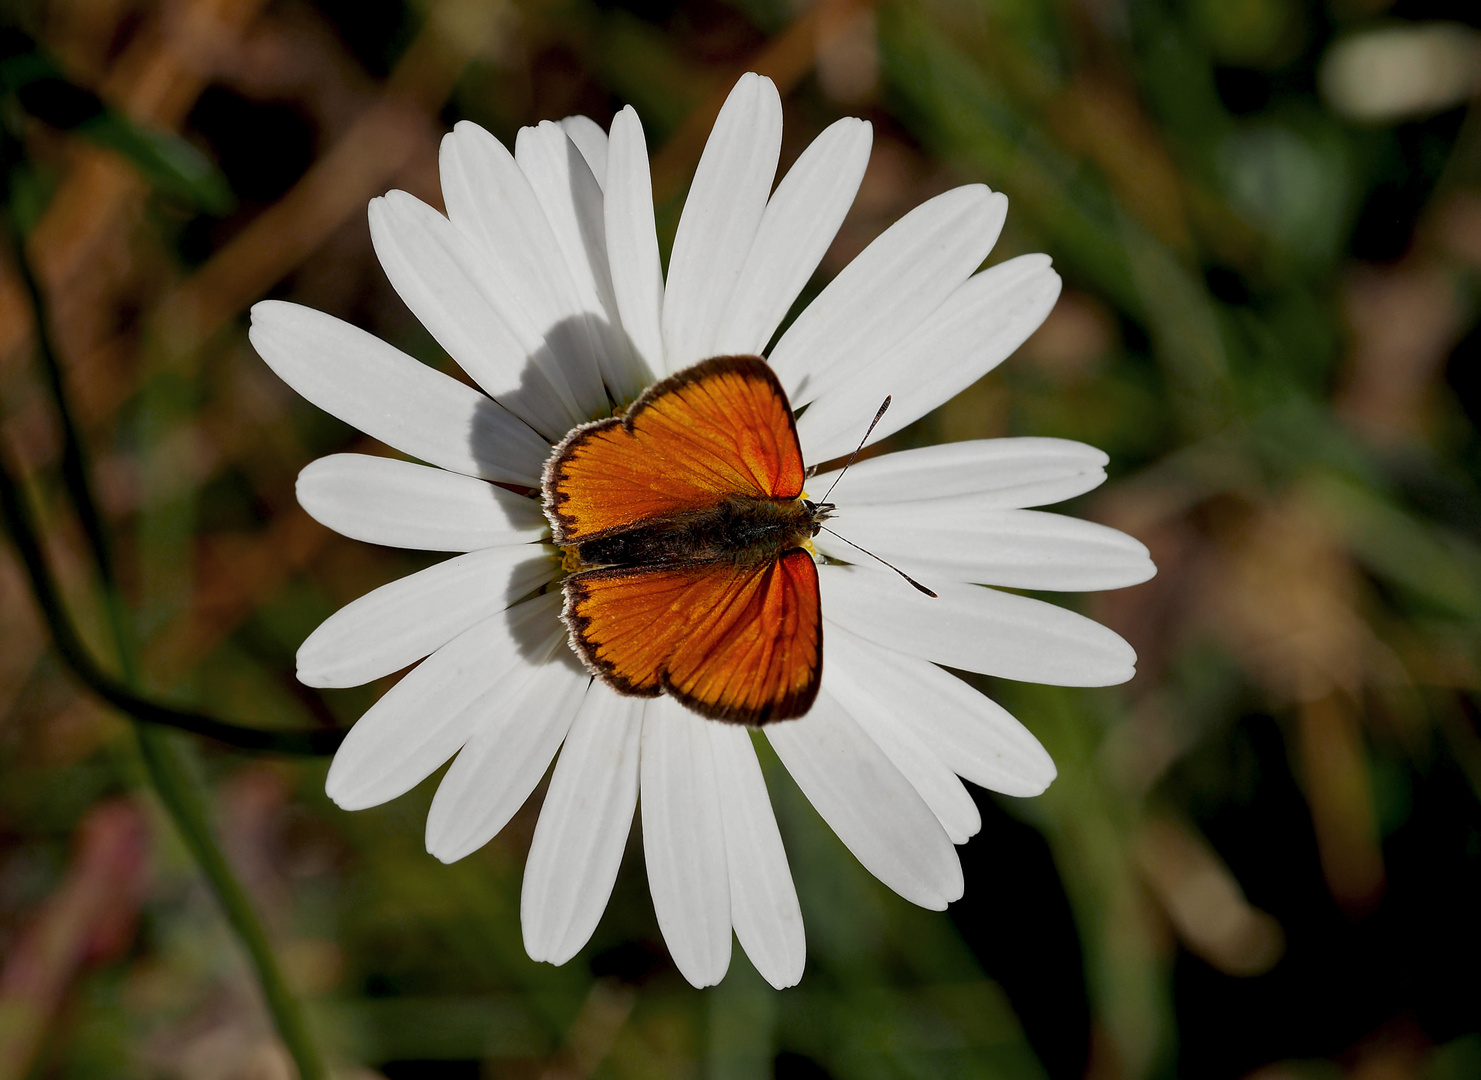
[543,355,831,725]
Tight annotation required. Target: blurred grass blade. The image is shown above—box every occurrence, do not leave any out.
[0,33,233,213]
[1314,472,1481,620]
[76,118,234,214]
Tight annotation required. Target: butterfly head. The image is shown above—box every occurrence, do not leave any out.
[802,498,835,536]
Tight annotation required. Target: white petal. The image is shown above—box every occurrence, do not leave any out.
[641,699,732,987]
[517,122,649,401]
[768,185,1006,403]
[324,593,562,811]
[426,652,588,862]
[796,255,1061,463]
[297,545,557,688]
[819,564,1137,686]
[808,437,1108,508]
[296,454,545,552]
[439,122,608,419]
[560,115,608,188]
[250,301,549,486]
[605,107,665,377]
[710,117,872,357]
[825,623,1055,797]
[368,191,584,440]
[662,73,782,372]
[815,504,1156,591]
[767,692,962,908]
[822,658,980,843]
[708,724,804,989]
[522,691,644,965]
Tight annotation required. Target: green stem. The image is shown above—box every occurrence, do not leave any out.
[11,211,125,607]
[4,216,329,1079]
[0,456,341,753]
[0,182,339,752]
[135,726,328,1080]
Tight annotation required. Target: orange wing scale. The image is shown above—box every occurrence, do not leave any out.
[543,356,806,543]
[563,550,822,724]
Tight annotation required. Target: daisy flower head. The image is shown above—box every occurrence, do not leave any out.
[250,73,1154,989]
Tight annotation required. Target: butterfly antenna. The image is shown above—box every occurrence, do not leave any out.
[818,526,937,597]
[817,396,891,505]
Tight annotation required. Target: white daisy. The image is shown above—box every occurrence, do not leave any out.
[249,73,1153,990]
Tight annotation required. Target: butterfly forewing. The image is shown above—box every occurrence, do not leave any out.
[544,356,807,544]
[563,550,822,723]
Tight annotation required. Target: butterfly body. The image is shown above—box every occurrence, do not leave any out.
[542,355,827,725]
[570,494,830,571]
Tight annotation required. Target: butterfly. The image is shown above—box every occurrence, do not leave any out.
[541,355,832,726]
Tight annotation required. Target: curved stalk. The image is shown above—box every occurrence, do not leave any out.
[2,218,330,1078]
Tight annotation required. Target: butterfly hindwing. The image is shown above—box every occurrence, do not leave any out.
[562,549,822,724]
[543,355,807,544]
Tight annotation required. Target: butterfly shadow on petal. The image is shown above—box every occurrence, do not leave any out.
[498,545,573,666]
[498,552,588,683]
[463,305,654,465]
[463,137,652,460]
[464,313,651,673]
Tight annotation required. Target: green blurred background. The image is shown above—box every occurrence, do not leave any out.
[2,0,1481,1076]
